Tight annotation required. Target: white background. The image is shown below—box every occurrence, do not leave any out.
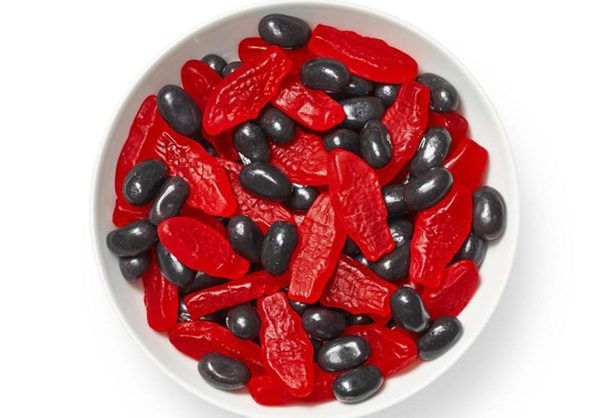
[0,0,597,417]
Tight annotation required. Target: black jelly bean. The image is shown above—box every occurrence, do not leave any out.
[355,254,372,268]
[340,97,385,129]
[374,83,400,107]
[106,220,157,257]
[258,14,311,49]
[201,54,227,74]
[122,159,168,206]
[149,176,189,224]
[473,186,507,240]
[372,244,410,282]
[301,58,350,93]
[404,167,453,211]
[418,316,463,360]
[416,73,460,113]
[323,128,360,154]
[390,287,430,333]
[383,184,409,217]
[318,336,370,372]
[311,338,322,360]
[261,221,298,275]
[233,122,269,163]
[342,237,361,257]
[226,304,261,340]
[410,127,452,176]
[259,107,296,144]
[178,299,192,322]
[221,60,242,77]
[289,300,312,316]
[181,271,227,295]
[454,231,488,267]
[157,85,201,136]
[118,252,150,281]
[359,120,392,168]
[200,309,227,325]
[333,365,383,403]
[157,242,195,287]
[239,162,292,202]
[340,75,374,98]
[198,353,250,391]
[388,219,413,247]
[348,314,374,325]
[302,307,347,341]
[288,185,319,211]
[227,215,263,263]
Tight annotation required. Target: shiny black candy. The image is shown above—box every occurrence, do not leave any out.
[181,271,227,295]
[221,60,242,77]
[404,167,453,211]
[359,120,392,168]
[289,300,312,315]
[340,97,385,129]
[226,305,261,340]
[355,254,371,268]
[260,221,298,275]
[454,231,488,267]
[301,58,350,93]
[302,307,347,341]
[333,365,383,403]
[157,242,195,287]
[416,73,460,113]
[198,353,250,390]
[374,83,400,107]
[239,162,292,202]
[233,122,270,163]
[348,314,374,325]
[149,176,189,224]
[418,316,463,360]
[318,336,370,372]
[288,185,319,211]
[122,159,168,206]
[341,75,374,98]
[388,219,413,247]
[342,237,360,257]
[390,287,430,333]
[472,186,507,240]
[258,14,311,49]
[157,85,201,136]
[383,183,409,217]
[201,54,227,74]
[323,128,360,154]
[259,107,296,144]
[106,220,157,257]
[118,252,150,281]
[178,299,192,322]
[372,244,410,282]
[410,127,452,176]
[227,215,263,263]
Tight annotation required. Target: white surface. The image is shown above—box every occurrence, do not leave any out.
[92,3,518,417]
[0,0,597,417]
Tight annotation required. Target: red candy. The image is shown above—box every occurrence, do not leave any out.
[288,193,346,303]
[429,111,469,149]
[422,260,480,319]
[308,24,418,83]
[410,184,473,288]
[444,138,489,192]
[328,150,394,261]
[169,321,264,374]
[181,60,222,110]
[258,292,315,398]
[203,46,292,135]
[238,37,313,73]
[142,255,179,332]
[158,216,249,279]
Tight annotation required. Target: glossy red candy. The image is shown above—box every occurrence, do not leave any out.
[238,37,313,73]
[203,46,292,135]
[169,321,264,374]
[142,129,237,216]
[320,255,397,317]
[444,138,489,192]
[142,255,179,332]
[410,184,473,288]
[179,205,226,234]
[158,216,249,279]
[378,81,430,184]
[270,128,329,186]
[184,271,289,318]
[258,292,314,398]
[112,197,149,227]
[328,150,394,261]
[288,194,346,303]
[344,325,418,376]
[421,259,480,319]
[181,59,222,110]
[271,77,345,131]
[308,24,418,83]
[202,129,240,161]
[428,111,469,150]
[218,158,295,232]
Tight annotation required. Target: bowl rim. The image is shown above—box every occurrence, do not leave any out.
[91,1,520,417]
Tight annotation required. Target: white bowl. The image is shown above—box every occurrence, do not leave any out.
[92,2,519,417]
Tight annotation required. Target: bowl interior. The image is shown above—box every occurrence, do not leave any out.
[92,2,519,418]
